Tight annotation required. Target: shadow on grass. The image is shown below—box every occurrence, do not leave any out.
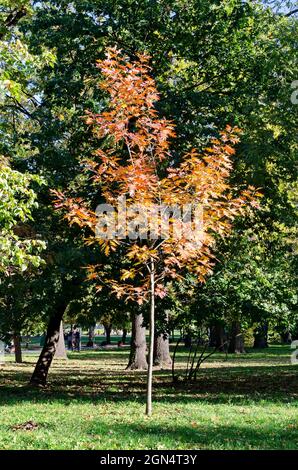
[85,421,298,450]
[0,362,297,408]
[0,344,296,412]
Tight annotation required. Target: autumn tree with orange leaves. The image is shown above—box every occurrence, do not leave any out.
[54,48,260,416]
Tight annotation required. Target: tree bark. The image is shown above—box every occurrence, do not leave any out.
[104,323,112,344]
[209,322,226,352]
[13,333,22,363]
[30,302,66,386]
[228,321,245,354]
[253,322,268,349]
[154,333,172,369]
[126,313,148,370]
[55,322,67,359]
[146,257,155,416]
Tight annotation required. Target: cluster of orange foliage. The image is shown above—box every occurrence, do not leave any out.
[53,47,260,304]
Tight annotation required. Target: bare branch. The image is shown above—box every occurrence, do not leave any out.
[285,8,298,16]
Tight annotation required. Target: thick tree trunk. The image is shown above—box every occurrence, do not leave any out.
[127,313,148,370]
[13,333,22,363]
[121,328,127,344]
[146,258,155,416]
[253,323,269,349]
[30,302,66,386]
[228,321,245,354]
[209,323,226,352]
[55,322,67,359]
[104,324,112,344]
[154,333,172,369]
[86,326,95,347]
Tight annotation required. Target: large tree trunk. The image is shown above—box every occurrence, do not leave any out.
[30,302,66,386]
[55,322,67,359]
[228,321,245,354]
[209,322,226,351]
[104,323,112,344]
[127,313,148,370]
[13,333,22,364]
[154,333,172,369]
[146,258,155,416]
[253,322,269,349]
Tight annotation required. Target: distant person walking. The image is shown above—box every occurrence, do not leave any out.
[67,330,73,351]
[74,328,81,352]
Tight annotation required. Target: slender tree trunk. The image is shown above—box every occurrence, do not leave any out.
[55,322,67,359]
[228,321,245,354]
[126,313,148,370]
[209,322,226,352]
[154,333,172,368]
[253,322,269,349]
[146,258,155,416]
[121,328,127,344]
[13,333,22,364]
[30,302,66,386]
[104,324,112,344]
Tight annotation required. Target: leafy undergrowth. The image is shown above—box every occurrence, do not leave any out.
[0,345,297,450]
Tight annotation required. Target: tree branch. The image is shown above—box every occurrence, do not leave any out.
[0,7,27,40]
[285,8,298,17]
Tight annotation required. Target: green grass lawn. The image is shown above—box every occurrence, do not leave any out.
[0,344,297,450]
